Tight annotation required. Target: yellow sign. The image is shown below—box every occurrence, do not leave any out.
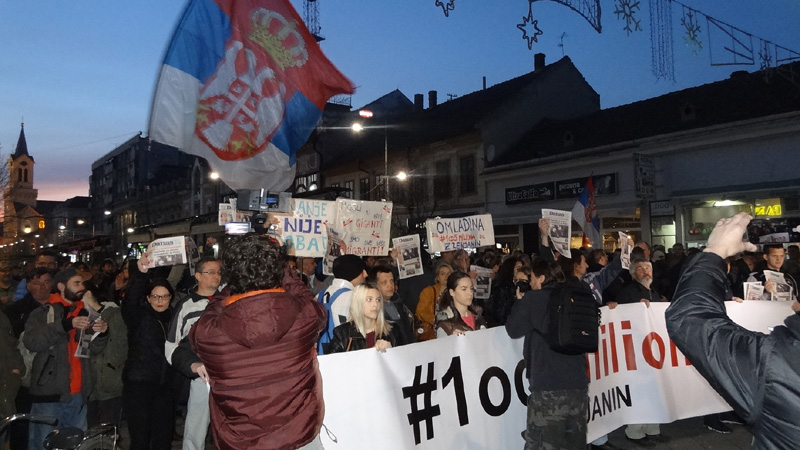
[755,205,782,216]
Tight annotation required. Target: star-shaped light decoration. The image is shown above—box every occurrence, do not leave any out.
[614,0,642,36]
[681,9,702,56]
[435,0,456,17]
[517,0,543,50]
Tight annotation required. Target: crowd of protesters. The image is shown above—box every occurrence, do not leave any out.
[2,224,800,450]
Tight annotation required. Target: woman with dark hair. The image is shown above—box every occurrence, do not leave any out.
[327,283,396,353]
[120,255,176,450]
[436,272,487,337]
[485,256,523,327]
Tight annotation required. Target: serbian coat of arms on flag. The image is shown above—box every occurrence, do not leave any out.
[149,0,354,192]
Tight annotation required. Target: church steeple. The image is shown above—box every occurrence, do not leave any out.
[13,122,33,161]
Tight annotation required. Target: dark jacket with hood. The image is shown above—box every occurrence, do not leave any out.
[666,252,800,450]
[190,268,326,450]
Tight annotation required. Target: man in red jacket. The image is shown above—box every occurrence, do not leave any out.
[190,234,327,450]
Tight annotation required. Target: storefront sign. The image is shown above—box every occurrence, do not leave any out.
[650,200,674,217]
[556,173,617,199]
[505,182,555,205]
[634,154,656,199]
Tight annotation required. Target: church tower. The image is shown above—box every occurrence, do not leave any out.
[4,123,41,239]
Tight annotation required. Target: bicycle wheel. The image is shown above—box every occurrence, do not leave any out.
[76,433,118,450]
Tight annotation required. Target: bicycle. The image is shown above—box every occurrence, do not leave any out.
[0,413,118,450]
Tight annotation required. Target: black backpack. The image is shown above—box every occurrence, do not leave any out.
[545,282,600,355]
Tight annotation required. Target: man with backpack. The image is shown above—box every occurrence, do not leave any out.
[505,259,593,449]
[317,255,367,354]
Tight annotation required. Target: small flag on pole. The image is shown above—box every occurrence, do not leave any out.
[148,0,355,191]
[571,177,603,248]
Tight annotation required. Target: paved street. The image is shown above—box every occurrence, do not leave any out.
[113,414,755,449]
[603,416,753,450]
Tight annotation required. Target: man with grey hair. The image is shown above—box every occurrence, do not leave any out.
[616,258,665,306]
[614,257,668,446]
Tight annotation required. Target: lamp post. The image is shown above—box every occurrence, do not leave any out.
[353,109,391,198]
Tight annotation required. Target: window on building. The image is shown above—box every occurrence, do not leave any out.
[344,180,354,198]
[360,177,371,200]
[17,169,22,182]
[459,155,476,194]
[434,160,451,199]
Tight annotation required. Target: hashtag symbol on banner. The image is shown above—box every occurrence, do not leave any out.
[402,362,441,444]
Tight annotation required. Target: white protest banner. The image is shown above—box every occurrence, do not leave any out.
[317,301,793,448]
[277,199,336,257]
[319,327,526,449]
[426,214,495,254]
[393,234,423,279]
[336,199,392,256]
[542,209,571,257]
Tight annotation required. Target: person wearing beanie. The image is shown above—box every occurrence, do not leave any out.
[323,255,368,329]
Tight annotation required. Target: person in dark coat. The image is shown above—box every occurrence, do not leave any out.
[667,212,800,450]
[121,257,175,450]
[190,234,327,450]
[368,265,415,346]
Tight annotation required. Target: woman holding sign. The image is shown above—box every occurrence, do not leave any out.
[327,283,396,353]
[436,272,487,337]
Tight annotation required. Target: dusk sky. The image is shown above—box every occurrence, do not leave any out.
[1,0,798,201]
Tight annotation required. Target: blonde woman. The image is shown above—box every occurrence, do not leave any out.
[327,283,396,353]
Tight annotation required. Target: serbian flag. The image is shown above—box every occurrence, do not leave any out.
[571,176,603,248]
[148,0,354,191]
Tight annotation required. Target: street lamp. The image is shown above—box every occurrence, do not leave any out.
[352,109,390,198]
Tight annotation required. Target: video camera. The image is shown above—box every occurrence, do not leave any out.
[225,189,292,235]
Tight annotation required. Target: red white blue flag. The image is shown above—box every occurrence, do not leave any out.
[571,176,603,248]
[149,0,354,191]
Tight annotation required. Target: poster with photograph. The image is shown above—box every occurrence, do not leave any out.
[336,199,393,257]
[542,209,572,258]
[75,304,102,359]
[472,265,493,300]
[764,270,794,301]
[218,202,236,226]
[744,282,765,301]
[618,232,632,270]
[323,228,347,276]
[393,234,423,280]
[143,236,188,268]
[425,214,495,253]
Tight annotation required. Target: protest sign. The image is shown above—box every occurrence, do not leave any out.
[393,234,423,279]
[542,209,571,257]
[472,265,492,300]
[274,199,336,257]
[316,301,793,448]
[619,231,632,270]
[426,214,495,253]
[337,199,393,256]
[143,236,189,268]
[323,228,346,276]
